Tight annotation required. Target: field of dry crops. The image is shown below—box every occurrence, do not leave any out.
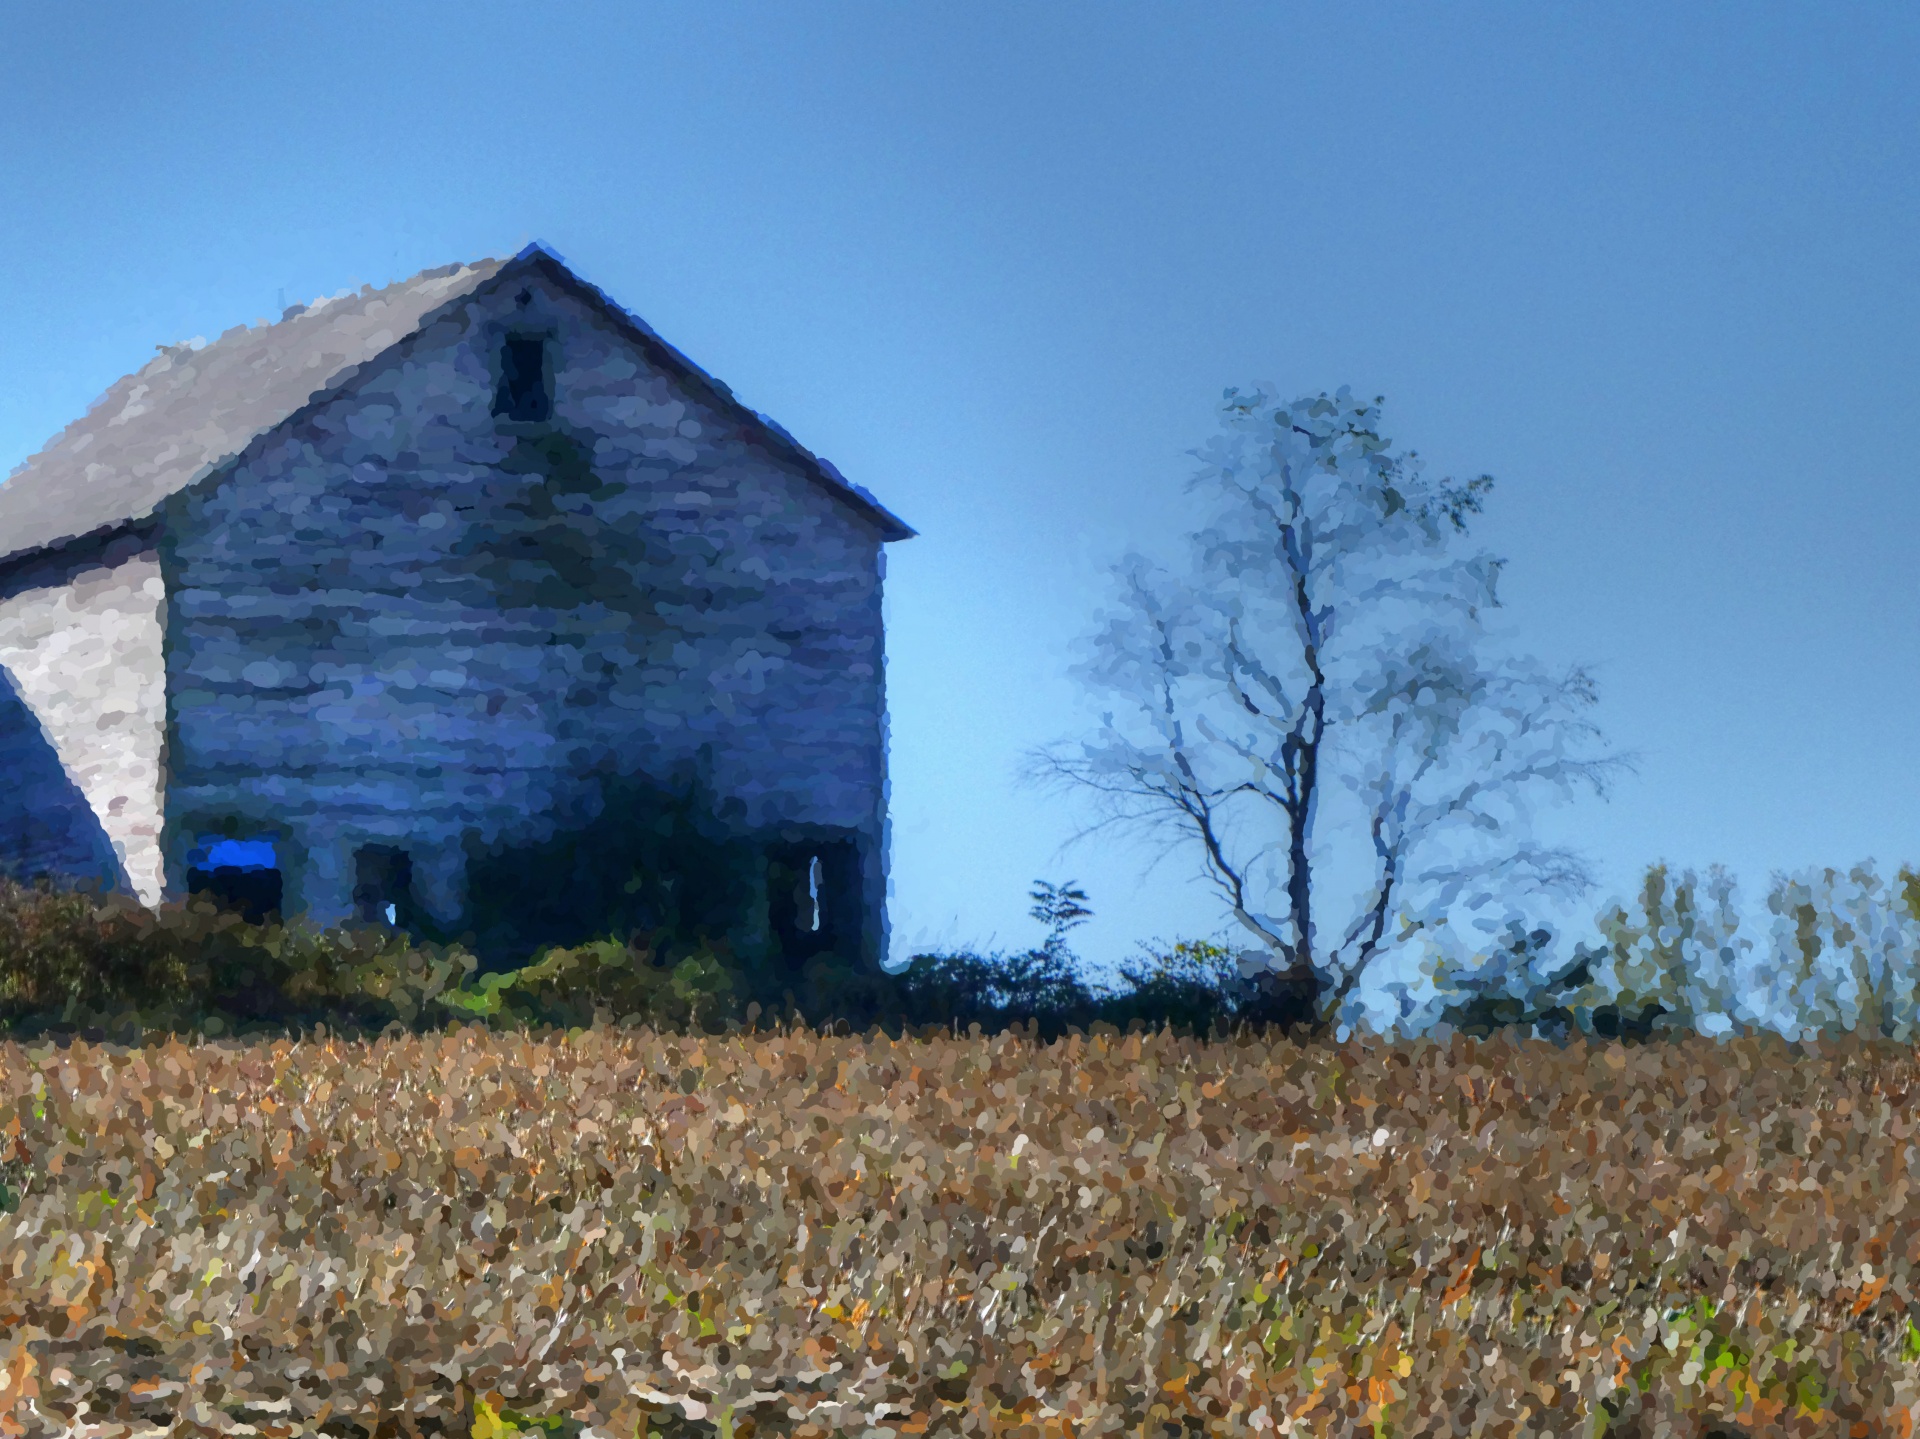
[0,1028,1917,1439]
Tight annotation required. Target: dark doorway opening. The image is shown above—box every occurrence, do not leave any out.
[353,845,414,927]
[186,838,283,924]
[767,837,861,968]
[461,778,758,970]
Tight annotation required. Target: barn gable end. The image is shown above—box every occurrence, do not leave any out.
[0,250,909,971]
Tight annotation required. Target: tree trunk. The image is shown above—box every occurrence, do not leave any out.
[1240,964,1323,1032]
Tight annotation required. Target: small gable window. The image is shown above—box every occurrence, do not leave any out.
[493,336,551,422]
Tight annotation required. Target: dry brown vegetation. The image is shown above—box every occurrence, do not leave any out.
[0,1027,1917,1439]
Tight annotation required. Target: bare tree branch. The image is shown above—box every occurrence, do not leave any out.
[1029,386,1623,1029]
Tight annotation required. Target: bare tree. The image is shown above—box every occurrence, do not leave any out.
[1029,387,1625,1026]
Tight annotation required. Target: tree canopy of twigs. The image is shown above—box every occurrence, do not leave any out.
[1031,386,1627,1027]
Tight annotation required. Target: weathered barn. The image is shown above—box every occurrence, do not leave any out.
[0,246,911,969]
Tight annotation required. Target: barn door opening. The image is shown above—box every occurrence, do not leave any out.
[186,838,284,924]
[353,844,414,927]
[767,837,860,968]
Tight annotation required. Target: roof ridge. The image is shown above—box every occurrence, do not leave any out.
[64,256,510,410]
[0,257,511,558]
[203,256,506,348]
[0,249,912,565]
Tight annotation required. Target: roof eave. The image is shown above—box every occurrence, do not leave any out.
[0,517,159,592]
[506,247,916,543]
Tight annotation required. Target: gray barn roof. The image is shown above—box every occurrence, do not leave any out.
[0,246,912,567]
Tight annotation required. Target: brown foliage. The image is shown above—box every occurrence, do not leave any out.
[0,1028,1916,1437]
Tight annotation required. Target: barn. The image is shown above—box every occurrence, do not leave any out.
[0,246,911,970]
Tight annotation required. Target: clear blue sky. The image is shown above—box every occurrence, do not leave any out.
[3,3,1916,977]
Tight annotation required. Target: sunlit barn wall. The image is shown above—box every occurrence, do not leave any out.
[0,535,168,903]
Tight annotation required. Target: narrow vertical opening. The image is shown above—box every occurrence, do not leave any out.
[353,844,414,927]
[493,336,551,422]
[768,837,861,968]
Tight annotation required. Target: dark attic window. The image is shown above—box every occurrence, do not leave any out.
[493,335,551,422]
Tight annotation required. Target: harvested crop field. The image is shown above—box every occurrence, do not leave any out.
[0,1027,1916,1438]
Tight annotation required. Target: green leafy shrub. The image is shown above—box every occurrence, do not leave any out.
[0,880,190,1023]
[1433,861,1920,1043]
[0,877,479,1035]
[890,945,1098,1036]
[1102,937,1244,1034]
[891,887,1263,1038]
[456,934,738,1032]
[1428,920,1596,1039]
